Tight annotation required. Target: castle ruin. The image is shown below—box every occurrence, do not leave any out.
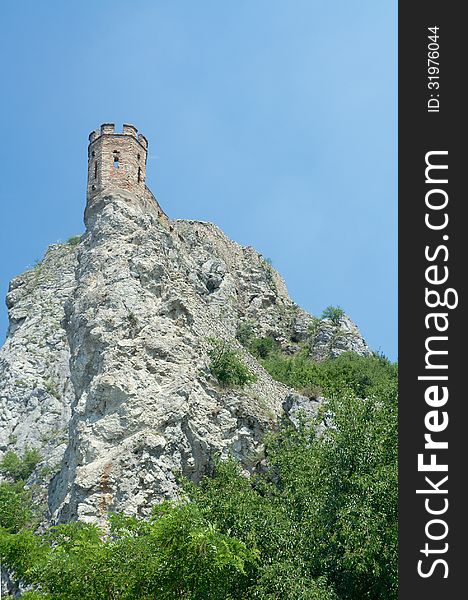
[87,123,169,224]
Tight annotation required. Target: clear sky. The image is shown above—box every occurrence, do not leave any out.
[0,1,397,359]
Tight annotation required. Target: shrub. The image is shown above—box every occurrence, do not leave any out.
[0,448,42,482]
[0,480,36,532]
[66,235,81,246]
[249,336,278,359]
[321,305,345,326]
[208,339,257,388]
[236,325,279,360]
[236,322,256,347]
[261,351,397,400]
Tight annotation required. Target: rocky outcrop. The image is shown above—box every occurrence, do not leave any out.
[308,315,371,360]
[0,244,76,484]
[0,190,370,524]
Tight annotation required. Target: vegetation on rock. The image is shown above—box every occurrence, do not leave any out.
[261,350,396,399]
[0,448,41,483]
[0,353,397,599]
[321,305,345,325]
[208,339,257,388]
[66,235,81,247]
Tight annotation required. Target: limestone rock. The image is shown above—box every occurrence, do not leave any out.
[0,244,76,486]
[0,192,370,524]
[283,392,323,428]
[309,314,371,360]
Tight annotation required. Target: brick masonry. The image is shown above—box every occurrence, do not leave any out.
[87,123,170,227]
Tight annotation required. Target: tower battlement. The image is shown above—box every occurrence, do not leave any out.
[88,123,148,149]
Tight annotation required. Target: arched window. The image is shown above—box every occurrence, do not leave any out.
[138,167,141,183]
[113,155,119,169]
[94,162,97,179]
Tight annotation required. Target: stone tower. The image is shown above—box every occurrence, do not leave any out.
[87,123,149,202]
[86,123,170,227]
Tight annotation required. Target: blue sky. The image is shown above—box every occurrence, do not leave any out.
[0,0,397,359]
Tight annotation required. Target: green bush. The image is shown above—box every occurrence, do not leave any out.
[208,339,257,388]
[0,503,257,600]
[66,235,81,246]
[0,480,37,532]
[236,322,256,347]
[236,324,278,360]
[261,350,396,400]
[249,336,278,359]
[0,448,42,482]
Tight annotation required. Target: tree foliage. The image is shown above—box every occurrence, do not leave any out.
[0,481,37,533]
[0,503,257,599]
[0,448,42,536]
[321,305,345,325]
[187,374,397,599]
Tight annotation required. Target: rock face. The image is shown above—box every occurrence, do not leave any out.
[49,192,294,523]
[0,245,76,481]
[0,127,371,525]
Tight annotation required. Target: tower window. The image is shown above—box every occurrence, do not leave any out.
[137,153,141,160]
[91,151,95,158]
[94,162,97,179]
[113,155,119,169]
[138,167,141,183]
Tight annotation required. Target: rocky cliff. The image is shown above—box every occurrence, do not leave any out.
[0,190,370,524]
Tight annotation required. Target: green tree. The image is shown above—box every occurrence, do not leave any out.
[0,503,257,600]
[265,388,398,599]
[187,355,398,599]
[321,305,345,325]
